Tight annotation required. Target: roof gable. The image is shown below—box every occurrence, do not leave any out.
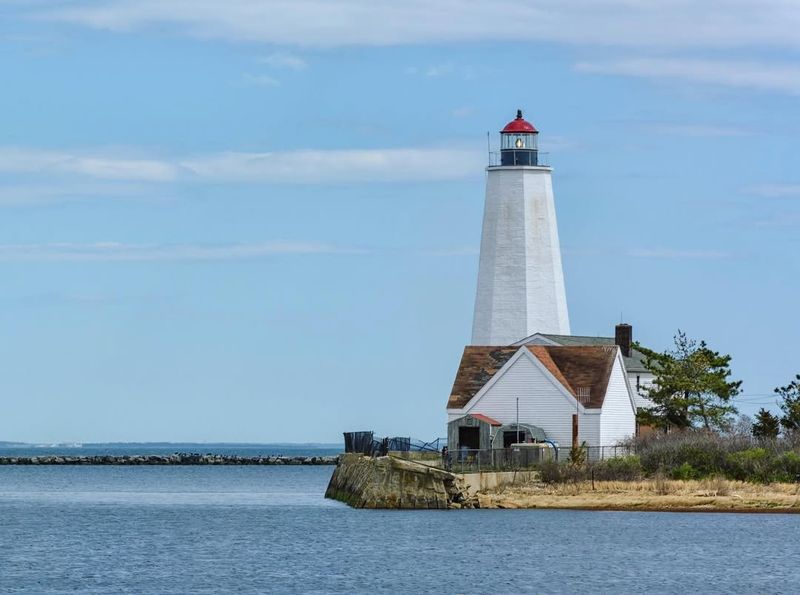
[532,345,616,408]
[515,333,651,373]
[447,344,618,410]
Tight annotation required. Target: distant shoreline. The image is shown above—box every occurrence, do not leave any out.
[0,453,339,466]
[0,441,341,448]
[0,442,343,459]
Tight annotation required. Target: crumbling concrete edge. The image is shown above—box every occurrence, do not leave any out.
[325,453,472,509]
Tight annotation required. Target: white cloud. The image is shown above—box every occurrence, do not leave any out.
[0,147,178,181]
[0,182,166,206]
[35,1,800,50]
[424,64,454,78]
[451,106,475,118]
[259,51,307,70]
[0,241,359,262]
[538,135,581,152]
[405,63,478,80]
[744,184,800,198]
[628,248,730,260]
[241,73,280,87]
[180,148,484,183]
[575,58,800,95]
[0,145,483,190]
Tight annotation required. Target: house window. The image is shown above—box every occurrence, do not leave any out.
[636,375,641,391]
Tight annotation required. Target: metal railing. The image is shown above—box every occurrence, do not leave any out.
[441,445,636,473]
[444,447,554,473]
[566,445,636,463]
[343,432,447,456]
[345,431,636,470]
[488,151,551,167]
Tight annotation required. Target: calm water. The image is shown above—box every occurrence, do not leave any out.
[0,466,798,594]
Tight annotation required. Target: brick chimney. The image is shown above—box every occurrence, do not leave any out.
[615,323,632,357]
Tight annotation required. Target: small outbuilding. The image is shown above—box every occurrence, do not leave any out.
[490,422,547,448]
[447,414,550,453]
[447,413,502,453]
[446,344,637,450]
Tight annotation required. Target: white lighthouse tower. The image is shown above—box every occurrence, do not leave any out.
[471,110,570,345]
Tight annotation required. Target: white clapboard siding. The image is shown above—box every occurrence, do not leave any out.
[600,354,637,446]
[628,372,656,409]
[452,350,595,448]
[579,412,601,448]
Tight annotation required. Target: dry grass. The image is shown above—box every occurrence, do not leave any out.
[477,478,800,512]
[654,474,672,495]
[699,476,731,497]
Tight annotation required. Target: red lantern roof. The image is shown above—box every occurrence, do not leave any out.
[501,110,538,134]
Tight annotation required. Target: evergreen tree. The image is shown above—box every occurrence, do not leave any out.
[751,408,780,440]
[776,374,800,432]
[638,331,741,431]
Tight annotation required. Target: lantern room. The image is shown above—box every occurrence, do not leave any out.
[500,110,539,166]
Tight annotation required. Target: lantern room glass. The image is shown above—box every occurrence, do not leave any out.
[501,133,537,150]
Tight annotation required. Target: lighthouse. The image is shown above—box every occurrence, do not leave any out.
[470,110,570,345]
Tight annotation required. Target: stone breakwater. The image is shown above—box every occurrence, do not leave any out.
[0,453,339,465]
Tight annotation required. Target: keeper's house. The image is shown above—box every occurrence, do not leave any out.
[446,344,636,451]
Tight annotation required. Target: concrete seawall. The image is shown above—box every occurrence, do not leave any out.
[0,454,339,465]
[325,454,469,509]
[325,454,541,509]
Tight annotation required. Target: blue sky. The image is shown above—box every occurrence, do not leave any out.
[1,1,799,442]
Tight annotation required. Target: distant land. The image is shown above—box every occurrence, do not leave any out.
[0,442,342,457]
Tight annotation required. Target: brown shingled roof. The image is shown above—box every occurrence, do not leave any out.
[535,346,617,408]
[447,345,618,410]
[447,346,518,409]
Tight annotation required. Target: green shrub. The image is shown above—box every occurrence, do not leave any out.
[537,459,594,483]
[683,446,724,476]
[636,431,747,478]
[724,448,773,482]
[771,451,800,483]
[593,455,643,481]
[567,442,588,468]
[538,460,562,484]
[672,462,700,480]
[613,431,800,483]
[561,465,589,483]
